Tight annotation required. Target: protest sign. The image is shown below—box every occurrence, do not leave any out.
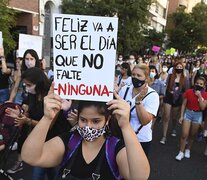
[18,34,43,58]
[170,48,176,55]
[165,49,171,55]
[53,14,118,102]
[152,45,160,52]
[0,32,3,48]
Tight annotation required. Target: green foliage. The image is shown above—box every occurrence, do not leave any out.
[168,3,207,52]
[62,0,152,55]
[191,2,207,46]
[0,0,16,54]
[143,29,165,50]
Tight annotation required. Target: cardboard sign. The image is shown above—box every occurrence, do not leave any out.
[170,48,176,55]
[18,34,43,58]
[152,45,160,52]
[53,14,118,102]
[0,31,3,48]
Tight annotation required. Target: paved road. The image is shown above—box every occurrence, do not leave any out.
[3,120,207,180]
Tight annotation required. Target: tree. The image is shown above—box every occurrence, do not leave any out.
[0,0,16,54]
[61,0,152,56]
[191,2,207,47]
[167,7,197,52]
[142,29,165,52]
[167,3,207,53]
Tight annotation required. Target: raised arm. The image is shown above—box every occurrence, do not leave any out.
[0,48,11,75]
[21,84,70,167]
[107,92,150,180]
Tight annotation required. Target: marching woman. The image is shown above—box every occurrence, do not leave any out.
[119,63,160,156]
[21,84,150,180]
[160,62,189,144]
[175,76,207,161]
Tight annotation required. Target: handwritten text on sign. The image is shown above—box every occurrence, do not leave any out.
[53,14,118,102]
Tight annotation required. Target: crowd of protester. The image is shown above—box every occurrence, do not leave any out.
[1,47,207,179]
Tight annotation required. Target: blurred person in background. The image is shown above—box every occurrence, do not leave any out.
[0,48,12,104]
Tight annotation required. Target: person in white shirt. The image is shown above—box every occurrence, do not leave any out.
[119,63,159,156]
[117,63,132,91]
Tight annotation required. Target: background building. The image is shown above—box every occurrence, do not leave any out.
[8,0,62,65]
[148,0,169,32]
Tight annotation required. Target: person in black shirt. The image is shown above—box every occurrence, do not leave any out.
[0,48,12,105]
[21,84,150,180]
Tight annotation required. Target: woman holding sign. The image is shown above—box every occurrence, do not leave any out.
[21,83,150,180]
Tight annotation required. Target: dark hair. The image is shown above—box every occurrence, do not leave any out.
[77,101,122,138]
[22,67,51,100]
[121,62,131,76]
[167,62,185,91]
[195,76,206,85]
[149,65,159,79]
[21,49,40,71]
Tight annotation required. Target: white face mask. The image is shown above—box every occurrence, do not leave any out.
[26,84,36,94]
[25,60,36,69]
[150,72,156,79]
[162,67,168,72]
[128,59,135,64]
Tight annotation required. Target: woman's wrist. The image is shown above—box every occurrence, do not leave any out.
[27,118,32,126]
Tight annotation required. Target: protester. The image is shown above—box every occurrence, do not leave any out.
[116,62,132,91]
[8,49,41,104]
[175,76,207,161]
[0,48,12,104]
[21,84,150,180]
[5,67,67,180]
[149,65,166,123]
[160,62,189,144]
[119,63,159,156]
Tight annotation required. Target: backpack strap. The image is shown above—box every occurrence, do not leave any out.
[59,132,82,170]
[106,136,121,180]
[123,86,130,100]
[59,133,121,179]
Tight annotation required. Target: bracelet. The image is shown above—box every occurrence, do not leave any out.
[135,101,142,105]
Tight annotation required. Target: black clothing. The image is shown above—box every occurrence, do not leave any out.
[0,70,10,89]
[57,132,125,180]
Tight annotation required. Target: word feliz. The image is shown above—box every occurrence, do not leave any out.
[54,17,115,33]
[54,83,112,97]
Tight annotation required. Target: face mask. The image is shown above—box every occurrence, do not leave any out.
[162,67,168,72]
[175,69,183,74]
[128,60,135,64]
[25,60,36,69]
[194,85,204,92]
[150,72,156,79]
[118,57,123,61]
[77,125,106,142]
[132,77,145,88]
[26,84,36,94]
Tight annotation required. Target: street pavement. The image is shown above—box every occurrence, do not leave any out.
[3,119,207,180]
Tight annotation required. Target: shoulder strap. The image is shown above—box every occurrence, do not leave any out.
[117,75,122,86]
[106,136,121,180]
[123,86,130,100]
[59,132,82,170]
[130,91,156,134]
[130,90,156,112]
